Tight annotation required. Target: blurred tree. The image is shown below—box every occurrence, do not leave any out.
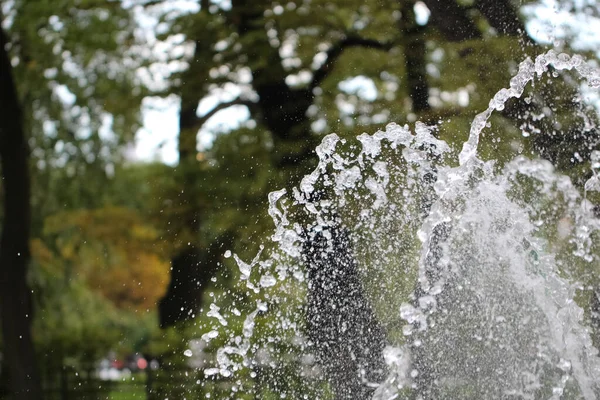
[143,0,529,312]
[142,0,600,397]
[155,0,400,328]
[0,22,42,400]
[0,1,150,397]
[29,208,167,364]
[0,0,148,231]
[41,207,170,312]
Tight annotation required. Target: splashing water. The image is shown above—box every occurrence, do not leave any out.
[206,51,600,399]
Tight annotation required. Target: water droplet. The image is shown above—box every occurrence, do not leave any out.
[259,275,277,287]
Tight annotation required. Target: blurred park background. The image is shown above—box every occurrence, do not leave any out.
[1,0,600,399]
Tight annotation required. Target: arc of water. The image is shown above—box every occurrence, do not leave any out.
[459,50,600,167]
[406,50,600,399]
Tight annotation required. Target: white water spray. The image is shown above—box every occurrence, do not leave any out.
[208,50,600,399]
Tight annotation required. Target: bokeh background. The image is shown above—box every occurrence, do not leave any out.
[1,0,599,399]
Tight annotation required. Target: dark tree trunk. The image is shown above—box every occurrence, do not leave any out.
[400,1,431,114]
[231,0,316,169]
[0,26,43,400]
[176,0,211,236]
[302,224,386,399]
[158,50,206,327]
[159,240,227,328]
[158,0,227,329]
[176,34,207,238]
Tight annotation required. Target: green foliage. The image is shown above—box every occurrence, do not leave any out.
[30,252,153,362]
[23,162,173,389]
[2,0,149,231]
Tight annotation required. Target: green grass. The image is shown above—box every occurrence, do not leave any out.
[106,374,147,400]
[107,383,146,400]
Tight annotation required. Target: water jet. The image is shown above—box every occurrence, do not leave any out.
[204,51,600,399]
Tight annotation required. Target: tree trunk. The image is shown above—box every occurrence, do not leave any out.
[0,26,43,400]
[302,223,386,399]
[159,241,227,328]
[231,0,316,170]
[159,35,209,328]
[400,0,431,114]
[158,0,235,328]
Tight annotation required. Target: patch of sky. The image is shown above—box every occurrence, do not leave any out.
[414,1,431,26]
[338,76,378,101]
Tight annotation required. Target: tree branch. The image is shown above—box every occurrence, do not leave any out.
[139,0,165,8]
[310,35,394,91]
[196,98,255,127]
[0,25,43,400]
[72,0,128,10]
